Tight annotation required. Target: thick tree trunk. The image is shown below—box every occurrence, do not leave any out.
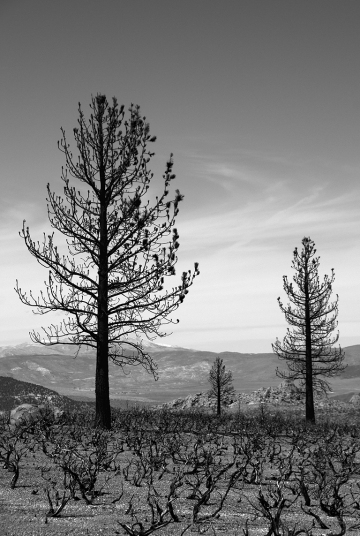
[95,221,111,427]
[95,202,111,427]
[95,110,111,429]
[95,334,111,429]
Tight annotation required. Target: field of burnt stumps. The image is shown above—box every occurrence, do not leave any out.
[2,405,360,535]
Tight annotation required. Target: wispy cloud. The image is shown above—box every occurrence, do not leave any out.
[166,152,360,352]
[179,182,360,258]
[2,150,360,351]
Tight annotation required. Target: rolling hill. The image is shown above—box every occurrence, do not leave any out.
[0,376,87,412]
[0,342,359,404]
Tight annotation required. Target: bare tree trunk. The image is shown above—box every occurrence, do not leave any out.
[95,336,111,428]
[304,270,315,423]
[217,363,221,416]
[95,119,111,429]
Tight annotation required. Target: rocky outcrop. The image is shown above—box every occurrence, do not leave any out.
[160,393,216,411]
[159,391,237,411]
[230,380,304,407]
[155,380,346,411]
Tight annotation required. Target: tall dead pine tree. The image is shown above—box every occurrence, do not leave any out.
[272,237,346,423]
[208,357,235,416]
[15,95,199,429]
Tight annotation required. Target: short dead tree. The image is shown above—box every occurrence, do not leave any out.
[207,357,235,416]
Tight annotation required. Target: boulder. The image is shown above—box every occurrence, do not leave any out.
[9,403,63,427]
[350,394,360,407]
[10,403,43,426]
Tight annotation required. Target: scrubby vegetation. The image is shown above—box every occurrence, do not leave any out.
[2,405,360,535]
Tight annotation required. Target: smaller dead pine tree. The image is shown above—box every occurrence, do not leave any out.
[208,357,235,416]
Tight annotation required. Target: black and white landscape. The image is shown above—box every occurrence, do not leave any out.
[1,341,359,406]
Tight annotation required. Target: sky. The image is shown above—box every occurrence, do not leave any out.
[0,0,359,353]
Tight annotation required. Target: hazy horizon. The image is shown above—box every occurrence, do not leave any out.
[1,1,359,353]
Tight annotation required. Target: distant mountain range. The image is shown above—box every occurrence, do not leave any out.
[0,341,359,404]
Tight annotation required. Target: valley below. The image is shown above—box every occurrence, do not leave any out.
[0,341,359,406]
